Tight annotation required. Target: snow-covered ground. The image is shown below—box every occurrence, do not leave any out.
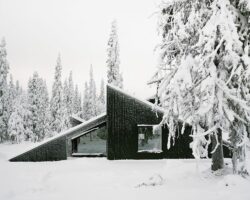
[0,143,250,200]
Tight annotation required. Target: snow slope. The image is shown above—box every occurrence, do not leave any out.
[0,143,250,200]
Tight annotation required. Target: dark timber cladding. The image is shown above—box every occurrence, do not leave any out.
[10,114,107,162]
[9,136,67,162]
[106,85,193,160]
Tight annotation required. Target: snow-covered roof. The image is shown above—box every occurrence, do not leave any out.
[70,114,85,123]
[9,113,107,160]
[107,84,165,114]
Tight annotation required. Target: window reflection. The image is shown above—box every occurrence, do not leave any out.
[137,125,162,153]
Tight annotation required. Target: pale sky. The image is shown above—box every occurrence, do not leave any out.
[0,0,161,98]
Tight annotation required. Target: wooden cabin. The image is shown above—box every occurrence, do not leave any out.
[9,85,230,162]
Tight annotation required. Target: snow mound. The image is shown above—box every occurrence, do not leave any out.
[136,174,165,188]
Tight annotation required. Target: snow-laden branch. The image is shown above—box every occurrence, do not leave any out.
[158,68,178,95]
[216,79,250,112]
[190,125,217,138]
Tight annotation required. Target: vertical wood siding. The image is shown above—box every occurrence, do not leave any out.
[107,85,193,160]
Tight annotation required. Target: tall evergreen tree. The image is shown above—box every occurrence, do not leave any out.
[27,72,40,141]
[0,38,9,142]
[97,78,106,114]
[63,71,75,127]
[107,20,123,88]
[82,82,91,120]
[50,55,66,134]
[8,93,27,143]
[68,71,74,115]
[7,75,16,126]
[63,78,69,115]
[38,80,51,139]
[89,66,97,117]
[27,72,51,141]
[154,0,250,173]
[73,85,82,115]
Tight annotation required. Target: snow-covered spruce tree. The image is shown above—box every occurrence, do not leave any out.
[97,78,106,114]
[62,79,71,128]
[27,73,40,141]
[63,71,76,127]
[107,20,123,88]
[38,80,51,138]
[155,0,250,173]
[8,94,26,143]
[88,66,97,117]
[63,71,74,116]
[82,82,91,120]
[73,85,82,115]
[8,87,32,143]
[21,92,33,141]
[8,75,16,113]
[50,55,67,134]
[27,72,51,141]
[68,71,74,115]
[0,38,9,142]
[5,74,17,140]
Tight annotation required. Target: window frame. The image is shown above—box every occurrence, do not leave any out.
[137,124,163,153]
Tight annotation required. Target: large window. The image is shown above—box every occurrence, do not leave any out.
[137,125,162,153]
[72,126,107,156]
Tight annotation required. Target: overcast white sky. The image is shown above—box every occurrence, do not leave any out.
[0,0,161,98]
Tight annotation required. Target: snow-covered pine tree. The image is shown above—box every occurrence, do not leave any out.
[107,20,123,88]
[37,79,51,139]
[39,79,51,138]
[154,0,250,173]
[63,79,69,109]
[8,94,26,143]
[50,55,67,134]
[63,71,77,127]
[62,78,71,128]
[0,38,9,142]
[73,84,82,115]
[68,71,74,115]
[21,93,33,141]
[8,74,16,112]
[82,82,91,120]
[27,73,39,141]
[88,66,97,117]
[97,78,106,114]
[8,87,32,143]
[27,72,50,141]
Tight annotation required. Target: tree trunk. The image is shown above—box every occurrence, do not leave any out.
[211,128,224,171]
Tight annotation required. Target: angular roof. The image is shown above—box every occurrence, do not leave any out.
[107,84,165,114]
[9,113,107,161]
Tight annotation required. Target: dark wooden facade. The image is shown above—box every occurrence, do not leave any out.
[10,85,230,162]
[10,114,107,162]
[106,85,193,160]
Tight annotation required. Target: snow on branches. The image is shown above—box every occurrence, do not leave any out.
[156,0,250,173]
[107,20,123,89]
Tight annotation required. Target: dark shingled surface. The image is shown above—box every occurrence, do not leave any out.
[106,85,193,160]
[10,114,107,162]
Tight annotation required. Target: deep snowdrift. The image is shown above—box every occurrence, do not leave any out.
[0,143,249,200]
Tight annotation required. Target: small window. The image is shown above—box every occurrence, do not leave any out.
[137,125,162,153]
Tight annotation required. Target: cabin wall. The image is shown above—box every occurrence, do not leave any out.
[9,136,67,162]
[10,114,107,162]
[106,85,193,160]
